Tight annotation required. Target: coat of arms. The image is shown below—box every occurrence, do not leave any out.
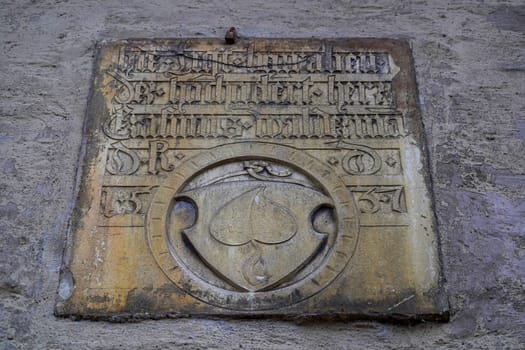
[172,161,335,292]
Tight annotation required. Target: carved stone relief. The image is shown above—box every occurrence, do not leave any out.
[56,38,448,320]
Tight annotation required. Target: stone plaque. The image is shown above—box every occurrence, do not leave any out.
[56,38,448,320]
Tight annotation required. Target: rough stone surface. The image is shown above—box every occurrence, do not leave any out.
[0,0,523,349]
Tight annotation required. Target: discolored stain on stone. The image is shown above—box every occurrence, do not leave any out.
[488,5,525,33]
[56,38,448,321]
[2,158,18,176]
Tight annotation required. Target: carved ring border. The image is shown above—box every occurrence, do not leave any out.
[146,141,360,311]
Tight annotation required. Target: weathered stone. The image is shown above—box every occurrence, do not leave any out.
[56,38,448,320]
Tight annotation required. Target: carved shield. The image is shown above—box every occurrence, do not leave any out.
[177,182,333,292]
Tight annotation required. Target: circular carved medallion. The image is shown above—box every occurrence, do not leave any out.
[146,142,359,311]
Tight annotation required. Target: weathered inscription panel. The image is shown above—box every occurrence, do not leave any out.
[56,39,448,320]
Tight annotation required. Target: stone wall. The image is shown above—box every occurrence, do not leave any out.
[1,1,523,348]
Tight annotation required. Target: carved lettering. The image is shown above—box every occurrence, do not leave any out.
[352,186,406,214]
[164,75,393,108]
[106,142,140,175]
[337,143,382,175]
[148,140,174,174]
[101,188,151,217]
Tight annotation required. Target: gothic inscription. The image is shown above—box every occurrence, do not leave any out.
[57,39,448,320]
